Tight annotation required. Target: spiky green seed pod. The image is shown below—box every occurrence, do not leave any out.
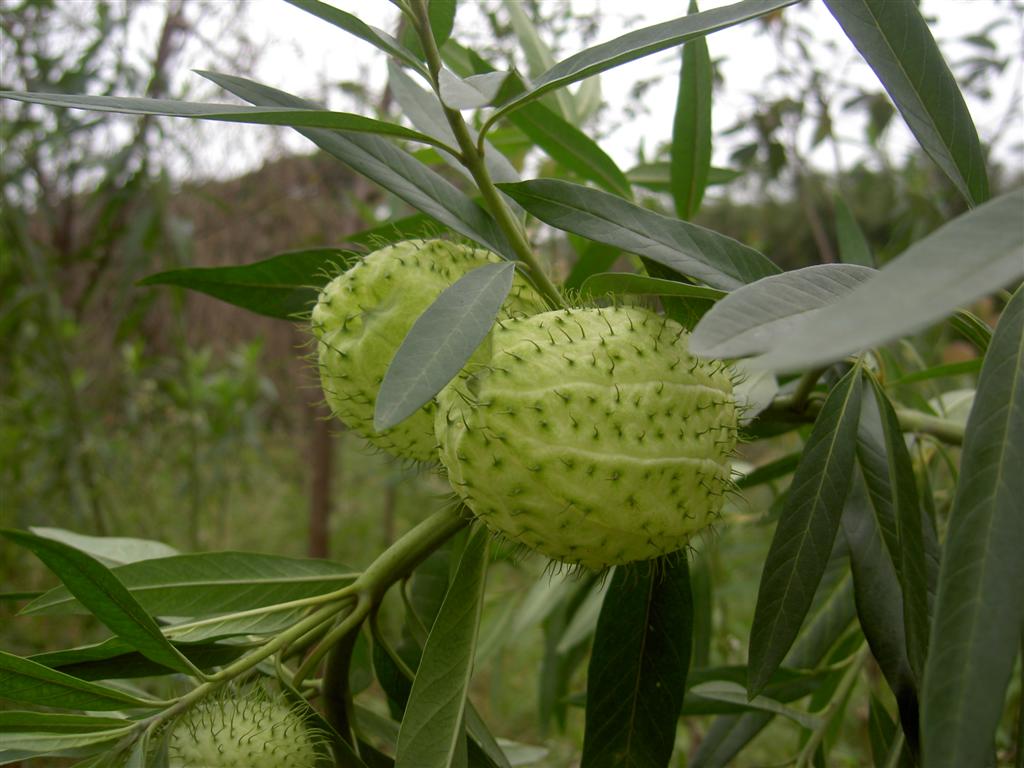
[167,687,324,768]
[436,306,739,570]
[312,239,546,462]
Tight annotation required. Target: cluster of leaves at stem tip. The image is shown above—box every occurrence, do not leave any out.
[1,0,1022,767]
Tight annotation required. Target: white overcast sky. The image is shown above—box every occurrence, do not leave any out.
[140,0,1022,184]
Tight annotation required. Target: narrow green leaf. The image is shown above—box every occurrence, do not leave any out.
[626,162,740,193]
[748,367,863,696]
[30,637,245,681]
[395,527,488,768]
[580,272,725,302]
[198,70,514,258]
[564,243,621,294]
[162,609,309,644]
[3,531,198,676]
[510,102,631,198]
[0,90,451,149]
[503,0,576,122]
[25,551,357,617]
[841,469,919,753]
[834,195,874,267]
[375,262,515,432]
[864,375,931,682]
[491,0,796,123]
[581,556,693,768]
[690,264,875,359]
[139,248,354,320]
[692,576,856,768]
[889,359,982,387]
[922,284,1024,768]
[950,309,993,353]
[28,527,177,567]
[670,0,713,219]
[743,188,1023,373]
[737,452,801,490]
[438,69,524,111]
[0,650,162,710]
[283,0,429,76]
[0,711,133,765]
[824,0,988,206]
[867,695,898,768]
[685,681,822,730]
[499,179,780,290]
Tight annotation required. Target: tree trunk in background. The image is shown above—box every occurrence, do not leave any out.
[308,401,334,558]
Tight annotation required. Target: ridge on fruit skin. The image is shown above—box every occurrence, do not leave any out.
[167,686,325,768]
[436,306,739,570]
[311,238,546,462]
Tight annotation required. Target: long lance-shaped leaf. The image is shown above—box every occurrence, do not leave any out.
[24,551,358,617]
[375,262,515,432]
[922,284,1024,768]
[487,0,796,127]
[510,101,631,199]
[0,91,453,150]
[824,0,988,206]
[499,179,779,290]
[690,264,875,359]
[0,712,135,766]
[2,531,199,676]
[834,195,874,267]
[864,375,932,681]
[581,273,725,302]
[581,556,693,768]
[747,367,863,696]
[395,527,489,768]
[0,650,163,710]
[197,70,513,259]
[28,527,178,567]
[283,0,429,77]
[743,187,1024,373]
[30,637,245,681]
[671,0,713,219]
[841,469,919,756]
[139,248,355,320]
[692,575,856,768]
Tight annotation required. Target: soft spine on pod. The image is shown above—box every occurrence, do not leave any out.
[167,685,325,768]
[312,238,546,462]
[435,306,739,570]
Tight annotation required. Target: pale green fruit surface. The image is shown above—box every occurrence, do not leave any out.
[168,690,322,768]
[436,307,738,570]
[312,239,545,462]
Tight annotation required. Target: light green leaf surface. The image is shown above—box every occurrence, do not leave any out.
[922,284,1024,768]
[28,528,178,567]
[686,682,821,730]
[747,368,863,696]
[690,264,875,358]
[199,70,514,258]
[499,179,779,290]
[0,711,134,766]
[0,90,450,149]
[283,0,429,76]
[3,531,198,676]
[375,262,515,432]
[824,0,988,206]
[25,551,357,617]
[491,0,796,124]
[671,0,713,219]
[0,650,162,710]
[395,527,488,768]
[580,272,725,302]
[743,188,1023,373]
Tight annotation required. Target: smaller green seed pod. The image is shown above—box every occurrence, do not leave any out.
[436,306,739,570]
[168,686,325,768]
[312,239,545,462]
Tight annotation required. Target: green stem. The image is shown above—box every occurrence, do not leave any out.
[790,366,828,412]
[796,646,867,768]
[763,393,965,445]
[409,0,565,310]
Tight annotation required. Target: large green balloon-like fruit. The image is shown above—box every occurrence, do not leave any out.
[168,688,324,768]
[312,239,545,462]
[436,307,739,570]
